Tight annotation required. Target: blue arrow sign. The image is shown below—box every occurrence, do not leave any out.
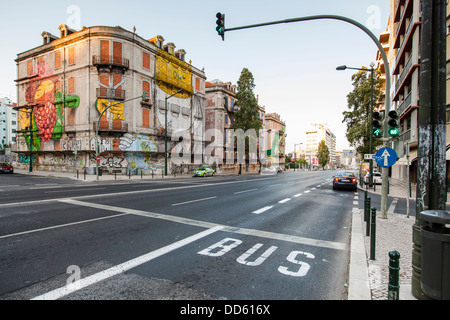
[374,147,397,167]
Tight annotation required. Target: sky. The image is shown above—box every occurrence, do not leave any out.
[0,0,390,153]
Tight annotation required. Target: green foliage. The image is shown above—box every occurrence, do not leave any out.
[342,68,383,158]
[317,140,330,169]
[231,68,262,134]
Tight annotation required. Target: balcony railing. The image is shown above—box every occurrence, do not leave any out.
[93,55,129,70]
[93,120,128,133]
[397,91,412,117]
[96,88,126,101]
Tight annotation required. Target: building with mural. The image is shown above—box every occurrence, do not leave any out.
[13,25,206,174]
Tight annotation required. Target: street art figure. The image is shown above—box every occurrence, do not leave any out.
[21,60,80,149]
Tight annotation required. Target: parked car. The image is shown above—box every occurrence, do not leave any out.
[0,162,13,174]
[333,171,357,191]
[261,167,277,175]
[193,166,215,177]
[364,172,382,185]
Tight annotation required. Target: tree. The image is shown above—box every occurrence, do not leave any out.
[317,140,330,170]
[342,68,383,158]
[231,68,262,162]
[231,68,262,133]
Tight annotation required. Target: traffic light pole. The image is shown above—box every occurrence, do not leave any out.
[223,14,391,216]
[411,0,447,299]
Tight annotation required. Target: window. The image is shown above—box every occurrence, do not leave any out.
[68,77,75,94]
[68,47,75,65]
[55,51,61,69]
[143,52,150,70]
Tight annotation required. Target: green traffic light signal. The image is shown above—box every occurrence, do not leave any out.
[216,12,225,41]
[372,128,382,138]
[387,110,399,137]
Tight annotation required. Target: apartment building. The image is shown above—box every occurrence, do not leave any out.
[305,124,336,168]
[0,97,17,148]
[14,24,206,174]
[205,80,286,170]
[381,0,450,185]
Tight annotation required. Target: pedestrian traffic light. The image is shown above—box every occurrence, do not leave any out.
[216,12,225,41]
[372,111,384,138]
[387,110,400,137]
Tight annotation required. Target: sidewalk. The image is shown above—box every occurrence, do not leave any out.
[349,178,419,300]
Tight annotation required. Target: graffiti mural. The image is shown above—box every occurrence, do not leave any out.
[21,60,80,150]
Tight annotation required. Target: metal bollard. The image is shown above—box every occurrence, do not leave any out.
[388,250,400,300]
[370,207,376,260]
[364,193,371,236]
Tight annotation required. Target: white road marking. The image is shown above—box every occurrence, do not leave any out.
[59,199,347,250]
[234,188,258,195]
[171,196,217,206]
[304,190,311,193]
[252,206,273,214]
[31,226,224,300]
[293,193,302,197]
[388,198,398,214]
[278,198,291,204]
[0,213,129,239]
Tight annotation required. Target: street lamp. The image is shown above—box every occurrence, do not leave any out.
[165,89,184,176]
[294,142,302,171]
[337,64,375,188]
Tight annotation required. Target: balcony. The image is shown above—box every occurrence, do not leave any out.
[96,88,126,101]
[93,120,128,133]
[93,55,129,72]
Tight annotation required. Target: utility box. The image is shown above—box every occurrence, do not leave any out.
[420,210,450,300]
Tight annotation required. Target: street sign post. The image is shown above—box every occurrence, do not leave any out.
[364,154,374,160]
[373,147,397,168]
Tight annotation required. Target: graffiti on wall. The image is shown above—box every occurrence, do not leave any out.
[21,60,80,151]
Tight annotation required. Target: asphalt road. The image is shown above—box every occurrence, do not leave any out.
[0,170,359,302]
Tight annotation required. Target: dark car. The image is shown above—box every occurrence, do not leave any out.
[0,163,13,174]
[333,171,357,191]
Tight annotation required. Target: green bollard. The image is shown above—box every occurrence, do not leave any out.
[365,196,371,236]
[370,207,376,260]
[388,250,401,300]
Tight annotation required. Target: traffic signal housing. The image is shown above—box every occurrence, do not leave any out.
[216,12,225,41]
[372,111,384,138]
[387,110,400,137]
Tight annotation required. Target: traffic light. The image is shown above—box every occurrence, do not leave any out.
[387,110,400,137]
[372,111,384,138]
[142,90,148,102]
[216,12,225,41]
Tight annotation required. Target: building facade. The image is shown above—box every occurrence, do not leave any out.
[205,79,286,171]
[0,97,17,149]
[14,25,206,174]
[305,124,336,168]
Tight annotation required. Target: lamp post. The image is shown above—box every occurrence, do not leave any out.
[337,65,375,188]
[165,89,184,176]
[95,92,148,180]
[294,142,302,171]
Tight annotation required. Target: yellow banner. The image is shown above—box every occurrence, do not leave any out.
[155,49,192,97]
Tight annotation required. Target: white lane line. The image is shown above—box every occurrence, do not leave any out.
[268,184,281,188]
[293,193,302,197]
[0,213,129,239]
[59,199,347,250]
[278,198,291,204]
[234,188,258,195]
[29,186,62,190]
[353,201,358,205]
[252,206,273,214]
[388,198,398,214]
[304,190,311,193]
[171,196,217,206]
[31,226,224,300]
